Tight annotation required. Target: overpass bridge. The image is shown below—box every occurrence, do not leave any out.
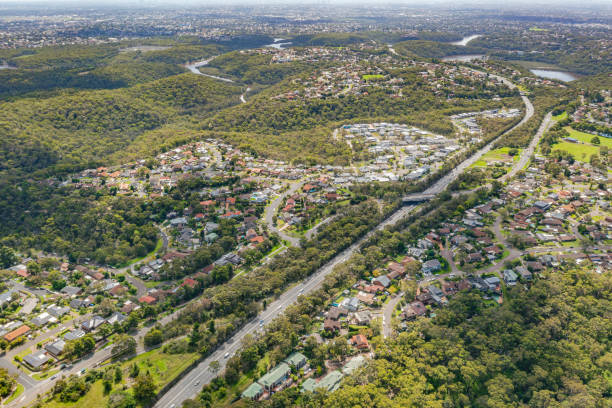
[402,193,436,203]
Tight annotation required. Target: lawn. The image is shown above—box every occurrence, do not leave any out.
[362,74,384,81]
[552,111,568,121]
[43,381,106,408]
[33,367,60,381]
[470,147,520,168]
[42,349,199,408]
[121,348,199,390]
[117,236,163,269]
[564,127,612,148]
[552,142,599,162]
[5,383,24,405]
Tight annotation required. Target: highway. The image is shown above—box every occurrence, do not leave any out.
[155,69,537,408]
[501,111,552,182]
[3,66,536,408]
[155,204,417,408]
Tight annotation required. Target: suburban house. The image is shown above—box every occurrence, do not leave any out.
[23,350,50,370]
[503,270,518,286]
[258,362,291,391]
[44,339,66,358]
[4,324,30,343]
[350,334,370,350]
[422,259,442,274]
[81,315,106,332]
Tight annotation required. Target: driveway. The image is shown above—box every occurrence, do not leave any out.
[382,292,403,339]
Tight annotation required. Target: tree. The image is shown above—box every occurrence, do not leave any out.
[0,246,17,269]
[111,334,136,357]
[209,360,220,375]
[143,329,163,347]
[133,372,156,404]
[590,136,600,145]
[0,368,16,397]
[114,366,122,383]
[129,363,140,378]
[107,390,136,408]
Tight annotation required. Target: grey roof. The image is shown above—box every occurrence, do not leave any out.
[284,352,307,368]
[0,290,15,306]
[44,339,66,356]
[64,329,86,341]
[373,275,391,287]
[61,286,82,296]
[301,378,318,393]
[318,370,344,392]
[47,305,70,318]
[106,312,127,325]
[23,350,49,368]
[81,315,106,331]
[342,355,366,375]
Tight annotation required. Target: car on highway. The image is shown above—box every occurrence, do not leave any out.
[259,319,264,326]
[224,352,230,359]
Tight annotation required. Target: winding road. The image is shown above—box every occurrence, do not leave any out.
[3,54,543,408]
[153,70,539,408]
[264,181,304,247]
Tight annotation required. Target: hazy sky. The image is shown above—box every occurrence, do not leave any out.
[3,0,611,6]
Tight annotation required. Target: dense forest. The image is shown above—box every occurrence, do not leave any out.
[0,73,241,179]
[394,40,486,59]
[470,31,612,76]
[299,268,611,408]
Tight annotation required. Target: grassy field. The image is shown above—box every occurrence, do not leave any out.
[4,383,24,405]
[552,127,609,161]
[362,74,384,81]
[41,348,199,408]
[565,127,612,148]
[120,348,199,389]
[44,381,106,408]
[33,367,60,381]
[552,111,568,121]
[471,147,520,167]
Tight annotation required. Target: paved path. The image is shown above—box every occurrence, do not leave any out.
[305,215,337,240]
[382,293,403,339]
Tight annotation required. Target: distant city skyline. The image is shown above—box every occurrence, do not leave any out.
[2,0,611,7]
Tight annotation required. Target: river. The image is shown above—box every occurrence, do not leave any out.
[184,57,234,82]
[451,34,481,46]
[442,54,486,62]
[530,69,577,82]
[266,38,292,49]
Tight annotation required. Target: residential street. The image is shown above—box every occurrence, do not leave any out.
[264,180,304,247]
[382,293,403,339]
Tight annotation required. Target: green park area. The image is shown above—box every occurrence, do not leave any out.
[552,111,568,121]
[362,74,384,81]
[552,127,610,162]
[471,147,520,168]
